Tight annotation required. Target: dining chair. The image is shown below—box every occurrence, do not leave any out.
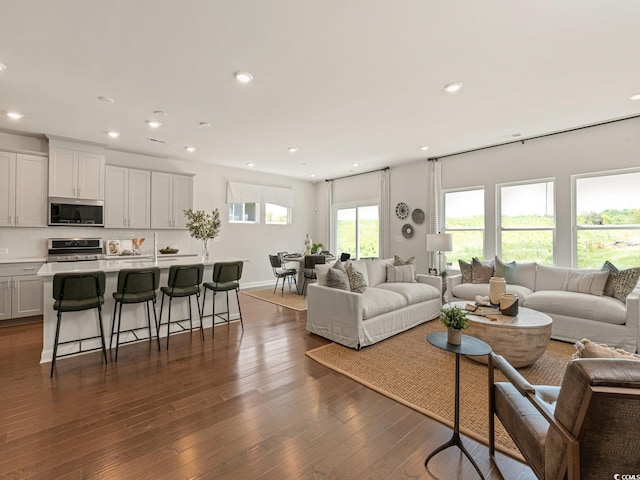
[202,261,244,336]
[302,255,326,297]
[340,252,351,262]
[269,254,297,296]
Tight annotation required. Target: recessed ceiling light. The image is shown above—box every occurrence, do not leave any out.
[107,131,120,138]
[6,111,24,120]
[185,146,196,153]
[420,146,429,151]
[97,96,115,104]
[0,63,8,71]
[234,71,253,83]
[199,122,212,127]
[309,173,316,178]
[631,93,640,101]
[443,82,463,94]
[153,110,168,117]
[352,163,360,167]
[147,120,162,128]
[288,146,298,153]
[246,162,255,167]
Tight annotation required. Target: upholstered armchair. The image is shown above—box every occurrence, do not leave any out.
[489,353,640,480]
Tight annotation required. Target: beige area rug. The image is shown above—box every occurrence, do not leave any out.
[242,288,307,311]
[306,320,575,458]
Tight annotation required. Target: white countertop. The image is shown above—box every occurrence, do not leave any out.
[37,255,243,277]
[0,257,47,264]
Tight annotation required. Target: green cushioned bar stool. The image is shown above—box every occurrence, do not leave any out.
[158,264,204,348]
[202,261,244,337]
[51,271,108,378]
[110,267,161,361]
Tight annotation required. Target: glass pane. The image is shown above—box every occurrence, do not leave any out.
[228,203,242,222]
[265,203,289,224]
[577,229,640,268]
[445,189,484,228]
[576,172,640,226]
[336,208,356,257]
[358,205,379,258]
[244,203,257,222]
[501,182,554,228]
[446,230,483,267]
[501,230,554,265]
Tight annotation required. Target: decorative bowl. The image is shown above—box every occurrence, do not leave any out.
[159,248,179,254]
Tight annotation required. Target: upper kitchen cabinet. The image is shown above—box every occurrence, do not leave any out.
[47,137,106,200]
[105,166,151,229]
[0,151,48,227]
[151,172,193,229]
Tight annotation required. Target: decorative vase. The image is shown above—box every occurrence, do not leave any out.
[489,277,507,305]
[304,234,312,255]
[500,293,519,316]
[447,327,462,346]
[202,239,210,260]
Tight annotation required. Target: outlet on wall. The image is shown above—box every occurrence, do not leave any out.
[0,248,8,255]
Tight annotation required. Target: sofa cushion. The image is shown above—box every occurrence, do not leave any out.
[535,265,570,291]
[572,338,640,360]
[472,257,494,284]
[524,291,627,325]
[361,287,407,320]
[452,282,533,302]
[601,261,640,302]
[326,260,350,291]
[495,257,518,284]
[562,270,609,296]
[365,258,393,287]
[459,259,473,283]
[517,262,538,291]
[386,264,416,283]
[345,260,368,293]
[376,282,439,305]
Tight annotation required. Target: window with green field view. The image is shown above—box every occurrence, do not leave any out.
[335,205,379,259]
[575,171,640,269]
[265,203,290,224]
[444,188,484,266]
[499,180,555,265]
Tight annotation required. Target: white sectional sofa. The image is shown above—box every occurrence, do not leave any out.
[306,258,442,349]
[447,262,640,352]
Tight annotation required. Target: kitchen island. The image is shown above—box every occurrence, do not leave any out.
[36,255,244,363]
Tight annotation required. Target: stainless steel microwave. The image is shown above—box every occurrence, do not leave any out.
[49,197,105,226]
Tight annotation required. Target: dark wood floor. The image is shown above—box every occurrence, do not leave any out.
[0,295,534,479]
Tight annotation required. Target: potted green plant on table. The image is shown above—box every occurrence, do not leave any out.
[184,208,221,260]
[439,305,469,346]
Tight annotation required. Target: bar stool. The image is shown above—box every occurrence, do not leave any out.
[110,267,161,361]
[202,261,244,337]
[158,264,204,348]
[51,271,107,377]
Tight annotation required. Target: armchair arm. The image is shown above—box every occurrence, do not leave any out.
[491,353,535,395]
[447,274,462,296]
[417,274,441,292]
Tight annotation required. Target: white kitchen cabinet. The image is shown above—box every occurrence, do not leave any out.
[0,151,48,227]
[0,263,44,321]
[49,146,105,200]
[105,166,151,228]
[151,172,193,229]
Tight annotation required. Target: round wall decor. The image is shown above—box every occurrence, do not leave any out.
[412,208,425,224]
[395,202,409,219]
[401,223,414,239]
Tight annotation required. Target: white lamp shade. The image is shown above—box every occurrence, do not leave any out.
[426,233,453,252]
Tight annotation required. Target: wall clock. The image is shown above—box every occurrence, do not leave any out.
[401,223,414,239]
[395,202,409,219]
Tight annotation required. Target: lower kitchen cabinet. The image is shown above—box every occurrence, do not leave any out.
[0,263,44,321]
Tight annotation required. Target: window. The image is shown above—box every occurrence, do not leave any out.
[265,203,291,225]
[575,170,640,268]
[228,203,257,223]
[335,205,379,259]
[444,188,484,265]
[498,180,555,264]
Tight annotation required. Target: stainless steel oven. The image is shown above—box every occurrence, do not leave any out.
[47,238,106,262]
[49,198,104,226]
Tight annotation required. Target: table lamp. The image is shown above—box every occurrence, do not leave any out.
[426,233,453,275]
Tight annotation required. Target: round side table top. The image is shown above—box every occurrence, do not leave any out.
[427,332,492,356]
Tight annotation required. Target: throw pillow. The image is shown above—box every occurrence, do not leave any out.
[326,260,350,291]
[472,257,494,284]
[562,270,609,296]
[393,255,416,266]
[386,264,416,283]
[345,260,367,293]
[494,257,518,285]
[572,338,640,360]
[601,261,640,302]
[459,260,473,284]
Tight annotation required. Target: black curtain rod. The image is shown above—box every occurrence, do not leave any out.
[325,166,389,182]
[428,113,640,161]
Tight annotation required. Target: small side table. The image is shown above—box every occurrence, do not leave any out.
[425,332,492,479]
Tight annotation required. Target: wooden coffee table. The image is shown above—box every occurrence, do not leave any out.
[450,301,552,368]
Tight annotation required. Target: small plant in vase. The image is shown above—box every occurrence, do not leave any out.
[439,306,469,345]
[184,208,221,260]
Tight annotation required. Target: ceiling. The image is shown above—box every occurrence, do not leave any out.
[1,1,639,181]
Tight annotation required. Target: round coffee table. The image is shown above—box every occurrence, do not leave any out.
[450,301,552,367]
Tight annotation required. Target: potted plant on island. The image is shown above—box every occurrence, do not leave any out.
[439,305,469,346]
[184,208,221,260]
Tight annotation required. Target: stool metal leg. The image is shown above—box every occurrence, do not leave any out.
[110,301,118,349]
[152,297,161,351]
[235,288,244,331]
[115,302,123,361]
[50,310,62,378]
[166,296,173,349]
[196,292,204,341]
[97,306,108,366]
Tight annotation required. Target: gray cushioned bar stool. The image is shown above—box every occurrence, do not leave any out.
[158,264,204,348]
[110,267,161,361]
[202,261,244,336]
[51,271,107,377]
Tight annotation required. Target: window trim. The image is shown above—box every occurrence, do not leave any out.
[442,186,485,263]
[228,202,260,224]
[264,202,292,225]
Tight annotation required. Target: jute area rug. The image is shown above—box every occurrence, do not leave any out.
[306,320,575,458]
[242,288,307,311]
